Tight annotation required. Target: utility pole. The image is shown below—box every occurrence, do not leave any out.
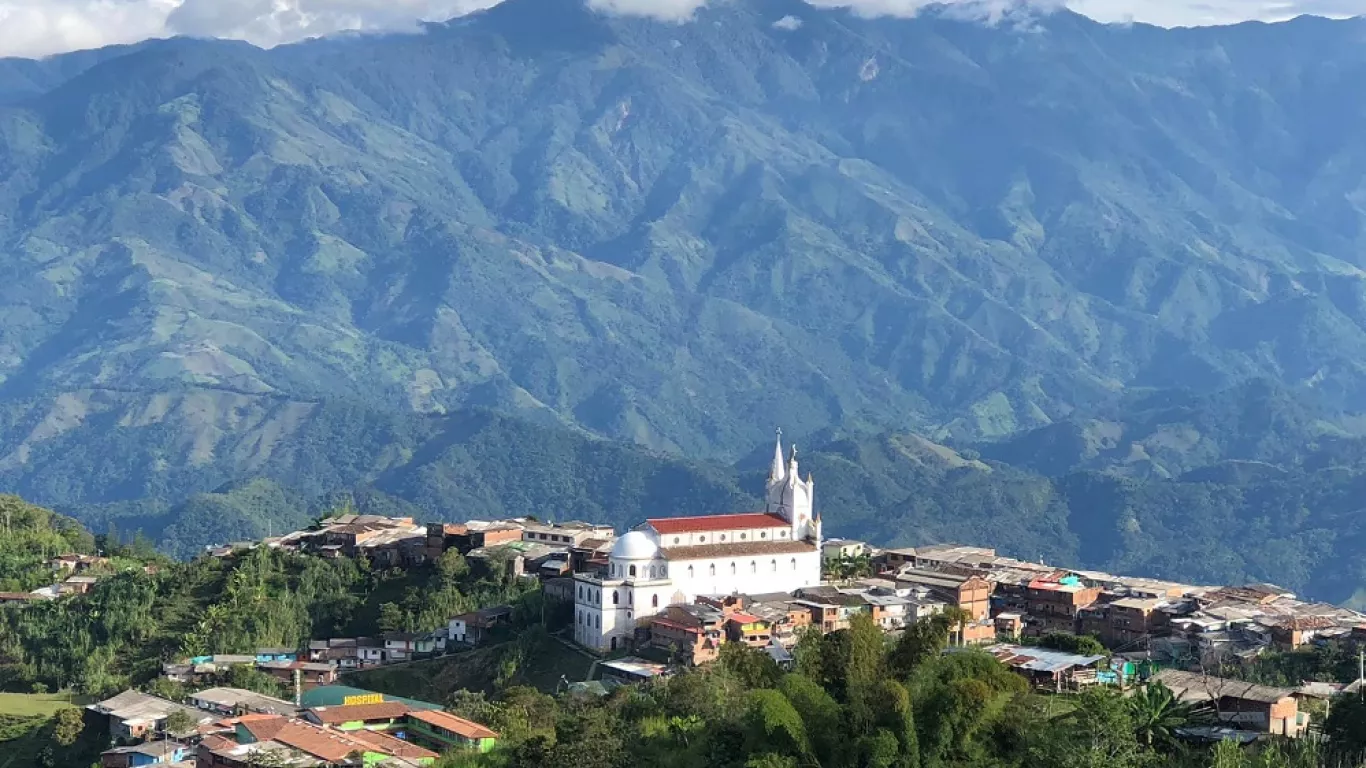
[1358,649,1363,702]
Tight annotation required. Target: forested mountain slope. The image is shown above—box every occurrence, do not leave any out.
[5,1,1366,463]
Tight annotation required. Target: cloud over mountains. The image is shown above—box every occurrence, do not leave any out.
[0,0,1361,61]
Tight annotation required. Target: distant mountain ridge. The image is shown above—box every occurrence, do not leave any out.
[5,1,1366,463]
[7,1,1366,602]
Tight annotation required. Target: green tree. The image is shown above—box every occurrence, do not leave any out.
[719,642,782,690]
[743,689,811,760]
[1323,693,1366,762]
[437,549,471,583]
[378,602,408,633]
[888,615,951,677]
[164,708,197,737]
[778,674,842,766]
[52,707,85,747]
[1126,681,1208,749]
[843,612,886,734]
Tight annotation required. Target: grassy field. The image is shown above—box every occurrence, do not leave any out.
[0,692,85,717]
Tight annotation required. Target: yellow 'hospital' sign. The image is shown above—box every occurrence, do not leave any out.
[343,693,384,706]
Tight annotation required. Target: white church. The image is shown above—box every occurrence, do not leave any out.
[572,432,823,651]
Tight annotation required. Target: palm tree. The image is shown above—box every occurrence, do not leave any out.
[1126,681,1212,748]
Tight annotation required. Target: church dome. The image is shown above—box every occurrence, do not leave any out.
[611,531,660,561]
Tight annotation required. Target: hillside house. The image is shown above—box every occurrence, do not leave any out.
[100,740,190,768]
[406,709,499,753]
[189,688,298,717]
[449,606,513,646]
[88,690,213,741]
[981,644,1106,692]
[1150,670,1307,737]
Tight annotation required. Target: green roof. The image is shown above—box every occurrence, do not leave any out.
[298,684,441,711]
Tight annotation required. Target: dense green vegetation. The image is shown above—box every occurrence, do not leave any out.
[0,496,95,593]
[427,614,1362,768]
[0,517,536,698]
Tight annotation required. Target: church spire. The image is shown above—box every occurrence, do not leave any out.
[769,428,786,484]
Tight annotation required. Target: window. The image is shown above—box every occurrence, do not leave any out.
[780,531,788,538]
[613,591,619,605]
[629,565,637,577]
[674,537,681,545]
[740,533,747,540]
[652,595,659,608]
[771,559,777,572]
[761,532,768,539]
[578,585,584,599]
[698,536,706,543]
[595,615,600,628]
[709,564,716,577]
[720,534,726,541]
[688,565,694,578]
[791,558,797,570]
[731,562,737,575]
[629,591,634,604]
[610,637,617,651]
[750,561,757,574]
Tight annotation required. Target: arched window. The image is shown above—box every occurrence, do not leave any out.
[578,585,583,600]
[610,637,617,651]
[790,558,797,570]
[771,559,777,572]
[750,561,757,574]
[731,562,737,575]
[780,530,788,538]
[613,591,619,605]
[652,594,659,608]
[688,565,694,579]
[629,591,634,605]
[595,615,600,628]
[629,565,637,577]
[674,537,681,545]
[709,564,716,577]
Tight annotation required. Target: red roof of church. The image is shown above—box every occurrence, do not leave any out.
[647,513,789,535]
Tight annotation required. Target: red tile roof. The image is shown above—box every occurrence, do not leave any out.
[727,613,764,624]
[307,701,411,724]
[407,709,499,739]
[647,513,789,535]
[348,728,440,759]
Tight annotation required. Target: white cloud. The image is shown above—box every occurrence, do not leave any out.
[772,13,803,28]
[0,0,1361,58]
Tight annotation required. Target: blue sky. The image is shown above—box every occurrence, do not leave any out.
[0,0,1362,58]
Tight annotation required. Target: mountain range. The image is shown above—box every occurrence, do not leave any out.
[5,0,1366,599]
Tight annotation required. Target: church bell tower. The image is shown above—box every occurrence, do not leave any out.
[765,430,817,542]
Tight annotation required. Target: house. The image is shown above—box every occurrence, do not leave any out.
[822,539,868,562]
[521,521,616,549]
[543,577,575,603]
[257,661,338,689]
[725,613,773,647]
[1149,670,1307,737]
[404,709,499,753]
[425,521,525,559]
[50,553,110,573]
[1079,597,1164,647]
[304,701,412,731]
[995,613,1024,640]
[189,687,299,717]
[646,615,722,666]
[382,633,422,662]
[254,648,298,664]
[894,568,993,622]
[979,644,1107,692]
[88,690,213,741]
[60,574,100,595]
[205,714,438,766]
[1023,576,1102,635]
[449,606,513,646]
[100,740,190,768]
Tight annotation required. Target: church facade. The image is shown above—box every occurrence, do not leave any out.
[572,433,823,651]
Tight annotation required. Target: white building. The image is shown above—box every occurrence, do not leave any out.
[572,433,823,651]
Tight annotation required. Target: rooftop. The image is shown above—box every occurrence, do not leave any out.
[1150,670,1295,705]
[406,708,499,739]
[307,701,411,724]
[190,687,298,715]
[647,513,790,535]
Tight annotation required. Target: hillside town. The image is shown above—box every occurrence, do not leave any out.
[22,436,1366,767]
